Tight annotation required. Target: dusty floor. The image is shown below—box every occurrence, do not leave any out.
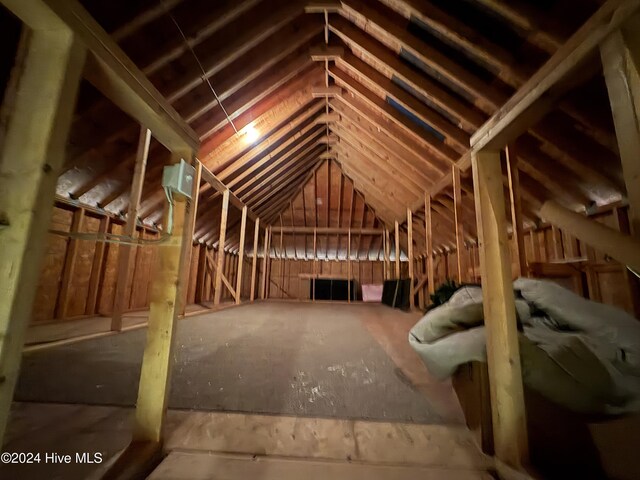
[15,302,463,423]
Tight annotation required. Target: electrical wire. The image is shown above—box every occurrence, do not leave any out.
[164,186,175,235]
[48,229,171,246]
[49,188,177,246]
[160,0,238,133]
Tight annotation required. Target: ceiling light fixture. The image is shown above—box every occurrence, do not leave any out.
[244,125,259,143]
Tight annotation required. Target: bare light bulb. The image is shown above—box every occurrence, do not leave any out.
[245,125,259,143]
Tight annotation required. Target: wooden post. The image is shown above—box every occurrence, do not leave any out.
[394,220,400,278]
[551,226,564,261]
[313,227,317,301]
[112,126,151,330]
[235,206,248,304]
[179,159,202,314]
[614,207,640,317]
[453,166,465,283]
[279,217,285,298]
[425,193,435,296]
[601,23,640,237]
[265,228,273,298]
[0,27,85,443]
[56,207,85,319]
[86,216,109,315]
[382,228,388,280]
[407,208,414,309]
[133,149,192,444]
[599,20,640,324]
[260,227,269,299]
[472,150,528,468]
[418,256,425,309]
[250,218,260,301]
[195,244,206,303]
[348,228,352,302]
[214,189,230,305]
[469,245,477,281]
[506,146,527,277]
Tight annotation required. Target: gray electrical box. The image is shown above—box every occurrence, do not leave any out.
[162,159,195,199]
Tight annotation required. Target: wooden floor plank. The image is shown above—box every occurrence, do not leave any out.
[148,451,493,480]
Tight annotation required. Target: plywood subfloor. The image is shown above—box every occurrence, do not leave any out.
[148,452,493,480]
[1,402,492,480]
[15,302,463,424]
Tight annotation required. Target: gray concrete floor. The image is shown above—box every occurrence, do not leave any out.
[15,302,463,424]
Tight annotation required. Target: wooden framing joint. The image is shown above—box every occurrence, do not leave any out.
[318,134,339,145]
[305,1,341,14]
[311,86,344,98]
[314,112,341,124]
[310,46,344,61]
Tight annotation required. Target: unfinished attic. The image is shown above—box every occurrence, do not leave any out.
[2,0,640,478]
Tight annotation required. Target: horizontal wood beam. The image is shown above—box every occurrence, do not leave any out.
[271,226,384,234]
[314,112,341,123]
[310,45,344,61]
[318,133,339,144]
[311,85,344,97]
[305,1,341,13]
